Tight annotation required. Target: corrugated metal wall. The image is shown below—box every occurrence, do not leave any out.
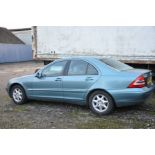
[0,44,32,63]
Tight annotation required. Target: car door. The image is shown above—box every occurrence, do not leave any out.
[32,60,68,101]
[62,60,100,102]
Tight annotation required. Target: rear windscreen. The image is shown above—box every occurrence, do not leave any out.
[100,58,133,71]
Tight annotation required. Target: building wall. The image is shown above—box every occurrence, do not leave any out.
[12,30,32,45]
[0,43,32,63]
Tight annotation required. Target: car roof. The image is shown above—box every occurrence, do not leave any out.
[59,56,99,61]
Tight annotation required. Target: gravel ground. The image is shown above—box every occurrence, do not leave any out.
[0,61,155,129]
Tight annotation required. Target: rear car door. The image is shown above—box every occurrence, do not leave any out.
[62,60,100,102]
[32,60,68,100]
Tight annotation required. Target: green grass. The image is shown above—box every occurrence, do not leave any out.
[76,118,151,129]
[0,120,31,129]
[149,93,155,103]
[76,118,127,129]
[14,105,28,112]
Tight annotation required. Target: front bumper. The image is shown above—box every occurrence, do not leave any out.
[109,85,155,107]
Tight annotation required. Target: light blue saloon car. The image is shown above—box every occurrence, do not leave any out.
[7,57,155,115]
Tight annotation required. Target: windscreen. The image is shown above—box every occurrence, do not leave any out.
[100,58,133,71]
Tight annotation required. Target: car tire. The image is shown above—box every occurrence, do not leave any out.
[89,91,114,115]
[10,85,27,105]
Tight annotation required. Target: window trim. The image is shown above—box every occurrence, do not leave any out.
[100,58,133,71]
[86,63,99,75]
[42,60,69,77]
[66,60,99,76]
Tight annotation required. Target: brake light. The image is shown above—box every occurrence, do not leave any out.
[128,75,145,88]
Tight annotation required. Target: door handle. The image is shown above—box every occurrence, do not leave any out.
[86,77,94,81]
[55,78,62,82]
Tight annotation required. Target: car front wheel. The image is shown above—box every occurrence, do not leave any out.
[89,91,114,115]
[11,85,27,105]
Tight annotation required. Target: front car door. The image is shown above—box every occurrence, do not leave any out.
[63,60,100,104]
[31,60,68,101]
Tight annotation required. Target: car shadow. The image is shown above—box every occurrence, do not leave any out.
[25,100,151,115]
[28,100,89,110]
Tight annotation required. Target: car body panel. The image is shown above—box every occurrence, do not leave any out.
[7,75,35,97]
[7,57,155,107]
[30,76,63,100]
[109,85,155,106]
[62,75,100,103]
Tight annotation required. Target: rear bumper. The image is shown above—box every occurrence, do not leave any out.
[109,85,155,107]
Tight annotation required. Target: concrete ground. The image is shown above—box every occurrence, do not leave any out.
[0,61,155,129]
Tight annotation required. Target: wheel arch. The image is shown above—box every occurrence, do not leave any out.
[86,88,116,106]
[9,83,26,97]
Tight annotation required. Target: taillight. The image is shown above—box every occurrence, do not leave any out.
[128,75,145,88]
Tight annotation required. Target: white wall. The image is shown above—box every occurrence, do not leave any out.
[36,26,155,61]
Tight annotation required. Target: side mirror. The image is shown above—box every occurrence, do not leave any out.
[35,71,42,78]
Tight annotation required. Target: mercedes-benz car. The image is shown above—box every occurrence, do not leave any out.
[6,57,155,115]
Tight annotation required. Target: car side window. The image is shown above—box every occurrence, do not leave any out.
[68,60,88,75]
[42,61,67,77]
[87,64,98,75]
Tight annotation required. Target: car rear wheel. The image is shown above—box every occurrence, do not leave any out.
[89,91,114,115]
[11,85,27,105]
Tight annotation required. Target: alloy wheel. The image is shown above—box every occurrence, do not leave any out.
[13,88,23,103]
[92,94,109,113]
